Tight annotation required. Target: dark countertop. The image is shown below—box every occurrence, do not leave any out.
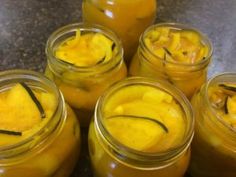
[0,0,236,177]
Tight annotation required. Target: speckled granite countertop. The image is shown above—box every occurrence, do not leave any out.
[0,0,236,177]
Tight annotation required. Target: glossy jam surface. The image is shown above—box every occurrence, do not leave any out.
[190,81,236,177]
[46,27,127,126]
[0,83,80,177]
[82,0,156,63]
[89,82,191,177]
[129,25,211,99]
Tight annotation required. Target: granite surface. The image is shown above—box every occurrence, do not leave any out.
[0,0,236,177]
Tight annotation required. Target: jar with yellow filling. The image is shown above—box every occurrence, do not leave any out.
[82,0,157,64]
[89,77,194,177]
[189,73,236,177]
[129,23,213,99]
[45,23,127,127]
[0,70,80,177]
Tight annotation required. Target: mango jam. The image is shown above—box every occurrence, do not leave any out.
[129,23,212,99]
[89,78,194,177]
[55,29,116,67]
[0,71,81,177]
[208,83,236,129]
[45,23,127,127]
[82,0,156,63]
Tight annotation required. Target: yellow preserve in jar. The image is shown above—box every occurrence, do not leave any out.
[129,23,213,99]
[89,77,194,177]
[0,70,80,177]
[189,73,236,177]
[82,0,157,64]
[45,23,127,126]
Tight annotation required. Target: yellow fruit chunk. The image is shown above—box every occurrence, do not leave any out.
[40,92,57,118]
[103,85,158,115]
[180,30,200,44]
[227,96,236,114]
[144,27,208,64]
[105,115,166,151]
[142,89,173,103]
[55,29,115,67]
[0,82,57,147]
[209,83,236,128]
[103,84,186,153]
[169,32,181,50]
[1,83,42,132]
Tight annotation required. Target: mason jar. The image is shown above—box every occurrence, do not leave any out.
[89,77,194,177]
[129,23,213,99]
[82,0,157,64]
[45,23,127,127]
[189,73,236,177]
[0,70,80,177]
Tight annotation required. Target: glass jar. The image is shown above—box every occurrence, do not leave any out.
[189,73,236,177]
[89,77,194,177]
[0,70,80,177]
[45,23,127,127]
[129,23,213,99]
[82,0,157,64]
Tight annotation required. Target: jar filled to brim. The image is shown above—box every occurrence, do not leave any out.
[89,77,194,177]
[45,23,127,127]
[189,73,236,177]
[0,69,80,177]
[129,23,213,99]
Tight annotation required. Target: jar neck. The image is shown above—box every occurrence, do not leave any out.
[197,73,236,144]
[138,23,212,74]
[0,70,66,163]
[94,77,194,169]
[46,23,124,79]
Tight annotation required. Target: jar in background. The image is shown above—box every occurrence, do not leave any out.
[89,77,194,177]
[129,23,213,99]
[45,23,127,127]
[82,0,157,64]
[0,70,80,177]
[189,73,236,177]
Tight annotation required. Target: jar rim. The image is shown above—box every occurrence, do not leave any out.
[140,22,213,70]
[94,77,194,168]
[0,69,66,160]
[46,22,124,75]
[203,72,236,134]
